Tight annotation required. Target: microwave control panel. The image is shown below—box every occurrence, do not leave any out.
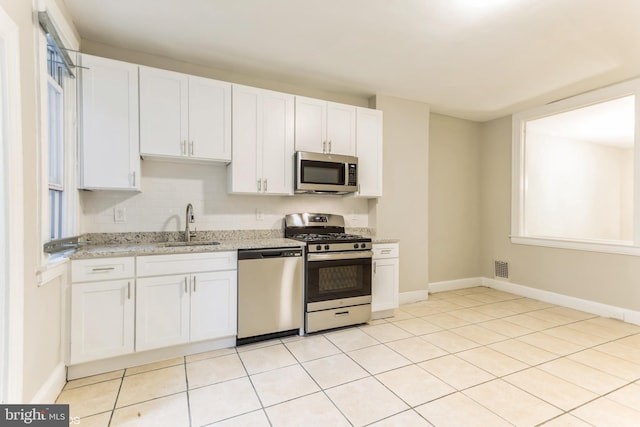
[348,164,357,186]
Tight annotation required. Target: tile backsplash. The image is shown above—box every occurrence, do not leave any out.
[79,160,369,233]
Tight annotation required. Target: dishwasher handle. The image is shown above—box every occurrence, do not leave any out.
[238,247,303,260]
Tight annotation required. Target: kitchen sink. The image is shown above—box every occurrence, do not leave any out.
[160,241,221,247]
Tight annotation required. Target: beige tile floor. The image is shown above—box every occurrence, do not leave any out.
[56,287,640,426]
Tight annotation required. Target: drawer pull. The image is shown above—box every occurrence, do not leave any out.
[335,311,349,317]
[92,267,115,272]
[381,249,392,254]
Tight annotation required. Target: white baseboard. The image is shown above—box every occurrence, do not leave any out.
[67,336,236,380]
[428,277,484,293]
[399,289,429,305]
[30,362,66,404]
[427,277,640,327]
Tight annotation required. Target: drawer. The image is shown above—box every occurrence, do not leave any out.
[373,244,399,259]
[137,251,237,277]
[72,257,135,282]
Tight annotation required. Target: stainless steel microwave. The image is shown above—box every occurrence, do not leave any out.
[295,151,358,194]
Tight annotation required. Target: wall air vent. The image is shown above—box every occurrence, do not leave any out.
[494,260,509,280]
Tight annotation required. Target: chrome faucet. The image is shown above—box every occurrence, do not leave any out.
[185,203,196,242]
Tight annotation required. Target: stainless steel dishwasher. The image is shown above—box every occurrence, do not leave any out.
[237,247,303,345]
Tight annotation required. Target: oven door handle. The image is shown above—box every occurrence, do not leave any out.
[307,251,373,262]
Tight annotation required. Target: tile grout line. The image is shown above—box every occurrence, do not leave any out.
[59,288,640,426]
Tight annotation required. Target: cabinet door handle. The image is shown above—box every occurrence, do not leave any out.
[323,141,327,153]
[257,179,262,192]
[132,171,136,188]
[91,267,115,272]
[328,140,332,153]
[184,277,188,293]
[127,281,131,299]
[193,276,197,293]
[189,141,194,156]
[181,140,187,155]
[264,178,268,192]
[374,261,377,274]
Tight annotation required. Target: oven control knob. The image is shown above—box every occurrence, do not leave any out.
[353,243,359,249]
[324,244,330,251]
[360,243,366,248]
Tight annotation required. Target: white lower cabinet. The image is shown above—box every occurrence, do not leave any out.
[136,274,190,351]
[70,252,237,364]
[135,252,238,352]
[70,258,135,364]
[372,243,399,317]
[190,270,237,342]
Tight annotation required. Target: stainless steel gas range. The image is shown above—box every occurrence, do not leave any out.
[285,213,372,333]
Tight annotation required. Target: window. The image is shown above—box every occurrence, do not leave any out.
[38,13,78,256]
[512,79,640,255]
[46,37,64,240]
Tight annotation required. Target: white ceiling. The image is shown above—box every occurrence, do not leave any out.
[62,0,640,121]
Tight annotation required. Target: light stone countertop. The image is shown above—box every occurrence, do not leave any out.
[70,235,305,260]
[372,238,400,244]
[69,229,396,259]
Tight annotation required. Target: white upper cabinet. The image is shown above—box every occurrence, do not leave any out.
[78,54,140,190]
[229,84,294,195]
[139,66,231,162]
[295,96,356,156]
[355,107,383,197]
[188,76,232,160]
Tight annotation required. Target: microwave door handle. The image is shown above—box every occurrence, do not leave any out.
[307,251,373,262]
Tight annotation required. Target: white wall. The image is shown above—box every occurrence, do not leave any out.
[80,161,370,233]
[479,116,640,312]
[428,114,481,282]
[370,95,429,295]
[0,0,72,403]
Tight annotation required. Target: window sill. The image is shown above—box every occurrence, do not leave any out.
[510,236,640,257]
[36,256,69,286]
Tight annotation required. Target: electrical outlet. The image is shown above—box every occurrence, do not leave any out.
[255,209,264,221]
[114,207,126,223]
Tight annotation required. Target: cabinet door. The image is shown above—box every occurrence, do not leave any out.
[372,257,399,312]
[356,107,383,197]
[190,270,237,342]
[262,90,295,194]
[136,275,190,351]
[294,96,326,153]
[70,279,134,364]
[188,76,231,161]
[79,54,140,190]
[326,102,356,156]
[139,66,188,158]
[229,84,261,193]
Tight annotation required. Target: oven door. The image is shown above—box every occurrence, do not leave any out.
[306,251,372,311]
